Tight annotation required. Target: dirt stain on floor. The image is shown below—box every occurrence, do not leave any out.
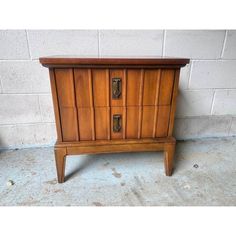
[44,179,57,185]
[104,162,110,166]
[121,182,126,186]
[111,168,122,178]
[131,188,145,205]
[93,202,103,206]
[54,189,65,193]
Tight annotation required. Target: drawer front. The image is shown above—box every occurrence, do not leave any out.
[54,68,177,141]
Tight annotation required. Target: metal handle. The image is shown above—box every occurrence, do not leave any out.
[112,78,121,99]
[113,114,122,132]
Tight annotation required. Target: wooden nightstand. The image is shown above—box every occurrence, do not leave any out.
[40,57,189,183]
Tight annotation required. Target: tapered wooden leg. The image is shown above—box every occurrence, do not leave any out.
[54,147,67,183]
[164,143,175,176]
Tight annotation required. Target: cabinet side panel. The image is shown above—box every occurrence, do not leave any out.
[143,69,160,105]
[55,68,79,141]
[168,69,180,136]
[49,69,62,141]
[92,69,109,107]
[159,69,175,105]
[95,107,109,140]
[141,106,155,138]
[126,69,142,106]
[126,107,139,138]
[156,106,171,137]
[74,69,91,107]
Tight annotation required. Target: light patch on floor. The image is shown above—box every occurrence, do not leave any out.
[0,138,236,206]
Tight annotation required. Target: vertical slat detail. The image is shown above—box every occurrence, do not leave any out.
[123,69,127,107]
[72,69,79,141]
[49,69,62,141]
[138,69,144,139]
[89,69,95,140]
[106,69,111,140]
[168,69,180,136]
[153,69,161,138]
[123,69,127,139]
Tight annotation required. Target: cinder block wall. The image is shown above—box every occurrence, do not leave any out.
[0,30,236,148]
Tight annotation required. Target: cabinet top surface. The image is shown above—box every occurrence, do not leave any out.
[39,56,190,68]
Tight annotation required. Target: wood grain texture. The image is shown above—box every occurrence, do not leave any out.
[159,69,175,105]
[40,57,190,68]
[49,69,62,141]
[56,137,176,147]
[126,69,142,106]
[156,106,171,137]
[141,106,155,138]
[78,108,93,141]
[55,69,79,141]
[126,107,139,138]
[164,142,176,176]
[74,69,91,107]
[54,147,67,183]
[143,69,160,105]
[67,142,165,155]
[168,69,180,136]
[95,107,109,140]
[92,69,109,107]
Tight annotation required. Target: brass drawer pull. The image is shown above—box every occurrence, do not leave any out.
[112,78,121,99]
[113,114,122,132]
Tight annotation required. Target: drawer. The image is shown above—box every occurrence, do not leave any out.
[56,68,175,109]
[58,105,171,141]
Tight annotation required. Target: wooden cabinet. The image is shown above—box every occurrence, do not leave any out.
[40,57,189,183]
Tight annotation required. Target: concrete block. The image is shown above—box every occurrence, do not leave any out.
[99,30,163,57]
[0,95,41,124]
[174,116,232,140]
[179,62,191,90]
[27,30,98,59]
[0,125,21,148]
[176,90,214,117]
[17,123,56,146]
[38,94,55,122]
[212,90,236,115]
[190,60,236,89]
[165,30,225,59]
[223,30,236,59]
[229,117,236,136]
[0,30,30,59]
[0,61,50,93]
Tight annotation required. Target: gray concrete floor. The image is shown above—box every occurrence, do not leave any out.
[0,138,236,206]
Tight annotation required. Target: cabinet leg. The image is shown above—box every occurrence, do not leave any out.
[54,147,67,183]
[164,143,175,176]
